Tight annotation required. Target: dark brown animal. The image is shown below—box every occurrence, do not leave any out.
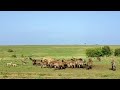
[29,57,42,65]
[40,60,49,68]
[48,60,59,68]
[75,59,83,68]
[97,57,101,61]
[111,60,116,71]
[86,59,93,70]
[67,60,76,68]
[53,60,66,70]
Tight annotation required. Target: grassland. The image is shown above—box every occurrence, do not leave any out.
[0,45,120,79]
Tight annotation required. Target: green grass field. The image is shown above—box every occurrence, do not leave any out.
[0,45,120,79]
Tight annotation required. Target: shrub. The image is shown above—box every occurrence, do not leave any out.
[86,49,95,57]
[102,46,112,56]
[8,49,14,52]
[86,48,104,57]
[114,48,120,56]
[11,54,17,58]
[94,48,104,57]
[86,46,112,57]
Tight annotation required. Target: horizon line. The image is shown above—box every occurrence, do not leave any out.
[0,44,120,46]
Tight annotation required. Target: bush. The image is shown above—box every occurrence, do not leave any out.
[94,48,104,57]
[86,48,104,57]
[86,46,112,57]
[8,49,14,52]
[11,54,17,58]
[86,49,94,57]
[102,46,112,56]
[114,48,120,56]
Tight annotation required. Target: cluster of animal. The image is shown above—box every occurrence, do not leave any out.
[5,56,116,71]
[29,57,93,70]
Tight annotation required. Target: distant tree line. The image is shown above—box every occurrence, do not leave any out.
[86,46,120,57]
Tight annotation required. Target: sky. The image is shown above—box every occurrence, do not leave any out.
[0,11,120,45]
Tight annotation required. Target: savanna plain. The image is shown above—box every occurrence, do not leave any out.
[0,45,120,79]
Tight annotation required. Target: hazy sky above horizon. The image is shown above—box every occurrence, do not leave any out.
[0,11,120,45]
